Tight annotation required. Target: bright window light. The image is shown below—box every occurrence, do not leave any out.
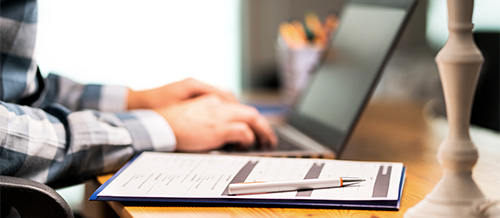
[36,0,241,93]
[426,0,500,49]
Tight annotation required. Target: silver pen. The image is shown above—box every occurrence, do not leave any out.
[228,177,365,195]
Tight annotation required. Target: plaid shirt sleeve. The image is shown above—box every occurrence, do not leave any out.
[0,0,177,185]
[35,73,132,113]
[0,102,176,185]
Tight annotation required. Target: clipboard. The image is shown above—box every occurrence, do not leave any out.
[90,152,405,210]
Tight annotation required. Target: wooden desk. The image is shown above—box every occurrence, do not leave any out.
[92,100,500,218]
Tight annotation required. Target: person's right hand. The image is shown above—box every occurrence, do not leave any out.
[154,94,278,152]
[127,78,237,110]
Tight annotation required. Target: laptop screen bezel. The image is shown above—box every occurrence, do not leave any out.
[285,0,418,156]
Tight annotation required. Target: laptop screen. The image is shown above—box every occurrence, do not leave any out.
[287,0,416,154]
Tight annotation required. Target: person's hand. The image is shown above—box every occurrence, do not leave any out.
[154,94,278,152]
[127,78,237,110]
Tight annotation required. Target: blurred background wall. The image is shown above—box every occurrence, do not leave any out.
[37,0,242,92]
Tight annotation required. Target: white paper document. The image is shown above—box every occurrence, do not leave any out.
[97,152,404,201]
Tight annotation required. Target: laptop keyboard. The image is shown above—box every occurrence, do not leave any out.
[276,134,303,151]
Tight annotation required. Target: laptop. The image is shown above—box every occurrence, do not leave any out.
[218,0,418,158]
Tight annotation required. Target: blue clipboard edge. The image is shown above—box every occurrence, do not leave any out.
[90,152,406,210]
[396,166,406,209]
[89,152,144,201]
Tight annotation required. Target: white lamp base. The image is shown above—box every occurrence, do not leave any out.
[405,171,500,217]
[405,197,500,218]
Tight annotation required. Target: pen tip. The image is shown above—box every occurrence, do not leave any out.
[341,177,366,183]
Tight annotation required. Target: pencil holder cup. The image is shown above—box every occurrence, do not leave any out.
[275,44,326,105]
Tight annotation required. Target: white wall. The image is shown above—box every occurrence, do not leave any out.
[36,0,241,92]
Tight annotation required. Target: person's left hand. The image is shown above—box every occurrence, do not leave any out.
[127,78,237,110]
